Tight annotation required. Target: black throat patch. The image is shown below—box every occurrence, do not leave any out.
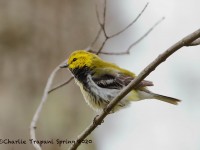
[70,66,93,85]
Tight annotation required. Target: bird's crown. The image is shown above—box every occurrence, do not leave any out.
[67,50,101,70]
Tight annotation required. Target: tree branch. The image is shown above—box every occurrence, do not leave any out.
[30,60,67,150]
[186,38,200,46]
[109,2,149,38]
[68,28,200,150]
[48,76,74,94]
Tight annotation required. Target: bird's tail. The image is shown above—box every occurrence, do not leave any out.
[153,93,181,105]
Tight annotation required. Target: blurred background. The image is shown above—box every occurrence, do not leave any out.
[0,0,200,150]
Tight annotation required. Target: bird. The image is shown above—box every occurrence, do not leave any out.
[60,50,181,113]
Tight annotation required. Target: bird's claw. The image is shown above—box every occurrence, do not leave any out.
[93,115,104,125]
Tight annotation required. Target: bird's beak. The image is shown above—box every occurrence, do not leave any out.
[60,63,69,68]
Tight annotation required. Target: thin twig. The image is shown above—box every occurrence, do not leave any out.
[127,17,165,52]
[96,39,107,55]
[30,60,66,150]
[95,0,108,38]
[103,0,107,26]
[99,17,165,55]
[68,28,200,150]
[95,3,103,27]
[102,0,108,38]
[48,76,74,94]
[95,0,108,55]
[85,28,102,51]
[109,2,149,38]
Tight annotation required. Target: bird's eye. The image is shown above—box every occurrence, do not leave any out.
[73,58,77,62]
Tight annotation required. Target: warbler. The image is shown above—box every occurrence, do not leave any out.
[60,50,180,112]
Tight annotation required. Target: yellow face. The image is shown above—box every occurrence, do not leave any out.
[67,50,99,70]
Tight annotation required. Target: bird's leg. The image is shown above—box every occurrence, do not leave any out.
[93,107,114,125]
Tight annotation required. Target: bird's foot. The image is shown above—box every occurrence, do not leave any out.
[93,115,104,126]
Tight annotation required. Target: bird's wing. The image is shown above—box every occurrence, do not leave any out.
[92,71,153,90]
